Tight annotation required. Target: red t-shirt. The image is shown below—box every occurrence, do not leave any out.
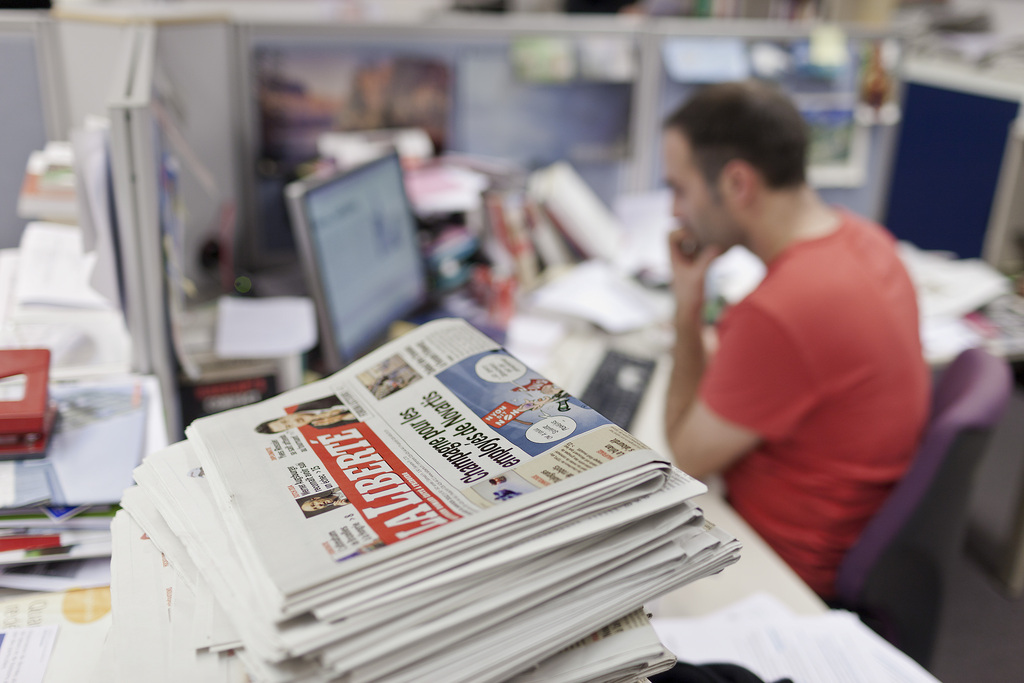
[700,211,930,598]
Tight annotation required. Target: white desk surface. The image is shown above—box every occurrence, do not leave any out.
[536,324,828,618]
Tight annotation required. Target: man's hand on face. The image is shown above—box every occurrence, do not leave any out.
[668,227,721,327]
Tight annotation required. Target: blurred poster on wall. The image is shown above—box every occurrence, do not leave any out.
[255,45,452,175]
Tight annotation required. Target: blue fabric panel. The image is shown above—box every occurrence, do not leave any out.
[885,82,1019,258]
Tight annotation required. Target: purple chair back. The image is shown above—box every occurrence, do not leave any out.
[833,346,1013,665]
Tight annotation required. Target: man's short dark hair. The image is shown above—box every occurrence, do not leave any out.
[663,80,808,189]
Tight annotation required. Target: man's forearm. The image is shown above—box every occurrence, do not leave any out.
[662,232,721,466]
[664,312,706,436]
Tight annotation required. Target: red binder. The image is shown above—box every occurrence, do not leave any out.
[0,349,52,439]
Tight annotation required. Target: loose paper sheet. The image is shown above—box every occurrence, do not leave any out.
[214,296,317,359]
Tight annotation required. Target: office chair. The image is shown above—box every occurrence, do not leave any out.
[833,346,1013,668]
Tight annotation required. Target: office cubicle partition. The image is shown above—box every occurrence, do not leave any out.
[0,11,151,250]
[53,16,139,132]
[230,12,903,276]
[986,117,1024,275]
[108,23,181,435]
[888,60,1023,260]
[232,13,646,273]
[0,11,66,249]
[107,17,241,438]
[146,18,239,303]
[0,12,194,436]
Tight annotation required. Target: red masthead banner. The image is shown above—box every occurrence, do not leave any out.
[303,422,461,545]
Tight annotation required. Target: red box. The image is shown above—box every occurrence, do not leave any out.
[0,349,51,438]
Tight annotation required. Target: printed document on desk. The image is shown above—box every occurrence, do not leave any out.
[0,374,146,509]
[13,223,110,310]
[0,377,149,510]
[653,593,940,683]
[0,587,112,683]
[0,625,58,683]
[899,242,1011,320]
[0,461,51,509]
[0,242,131,378]
[42,379,148,506]
[527,260,673,333]
[214,295,317,359]
[72,117,122,311]
[614,189,674,284]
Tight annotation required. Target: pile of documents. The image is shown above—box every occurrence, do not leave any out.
[0,216,162,592]
[0,374,155,592]
[104,318,741,682]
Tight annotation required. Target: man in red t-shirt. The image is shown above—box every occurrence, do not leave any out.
[661,81,930,598]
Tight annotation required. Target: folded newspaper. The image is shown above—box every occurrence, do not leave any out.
[105,318,741,682]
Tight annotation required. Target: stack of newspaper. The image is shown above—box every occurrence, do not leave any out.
[101,318,741,682]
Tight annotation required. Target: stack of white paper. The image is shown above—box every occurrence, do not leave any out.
[101,511,249,683]
[101,318,741,682]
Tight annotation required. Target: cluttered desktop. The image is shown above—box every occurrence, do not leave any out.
[7,8,1024,682]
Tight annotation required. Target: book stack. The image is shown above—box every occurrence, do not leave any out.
[102,318,741,682]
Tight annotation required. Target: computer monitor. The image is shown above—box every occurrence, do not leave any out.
[285,152,428,372]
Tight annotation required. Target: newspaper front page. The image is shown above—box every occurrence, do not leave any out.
[187,319,706,610]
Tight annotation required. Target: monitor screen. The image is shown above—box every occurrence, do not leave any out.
[285,153,428,372]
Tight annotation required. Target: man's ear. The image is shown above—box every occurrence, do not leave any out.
[718,159,759,209]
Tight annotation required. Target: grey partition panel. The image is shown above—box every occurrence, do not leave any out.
[108,24,182,438]
[985,119,1024,275]
[0,19,50,249]
[152,20,239,301]
[109,19,240,439]
[128,97,183,438]
[108,23,150,375]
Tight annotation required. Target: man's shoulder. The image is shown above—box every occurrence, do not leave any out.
[729,225,913,342]
[837,210,901,250]
[757,213,905,295]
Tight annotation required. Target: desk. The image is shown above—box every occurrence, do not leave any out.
[533,324,829,618]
